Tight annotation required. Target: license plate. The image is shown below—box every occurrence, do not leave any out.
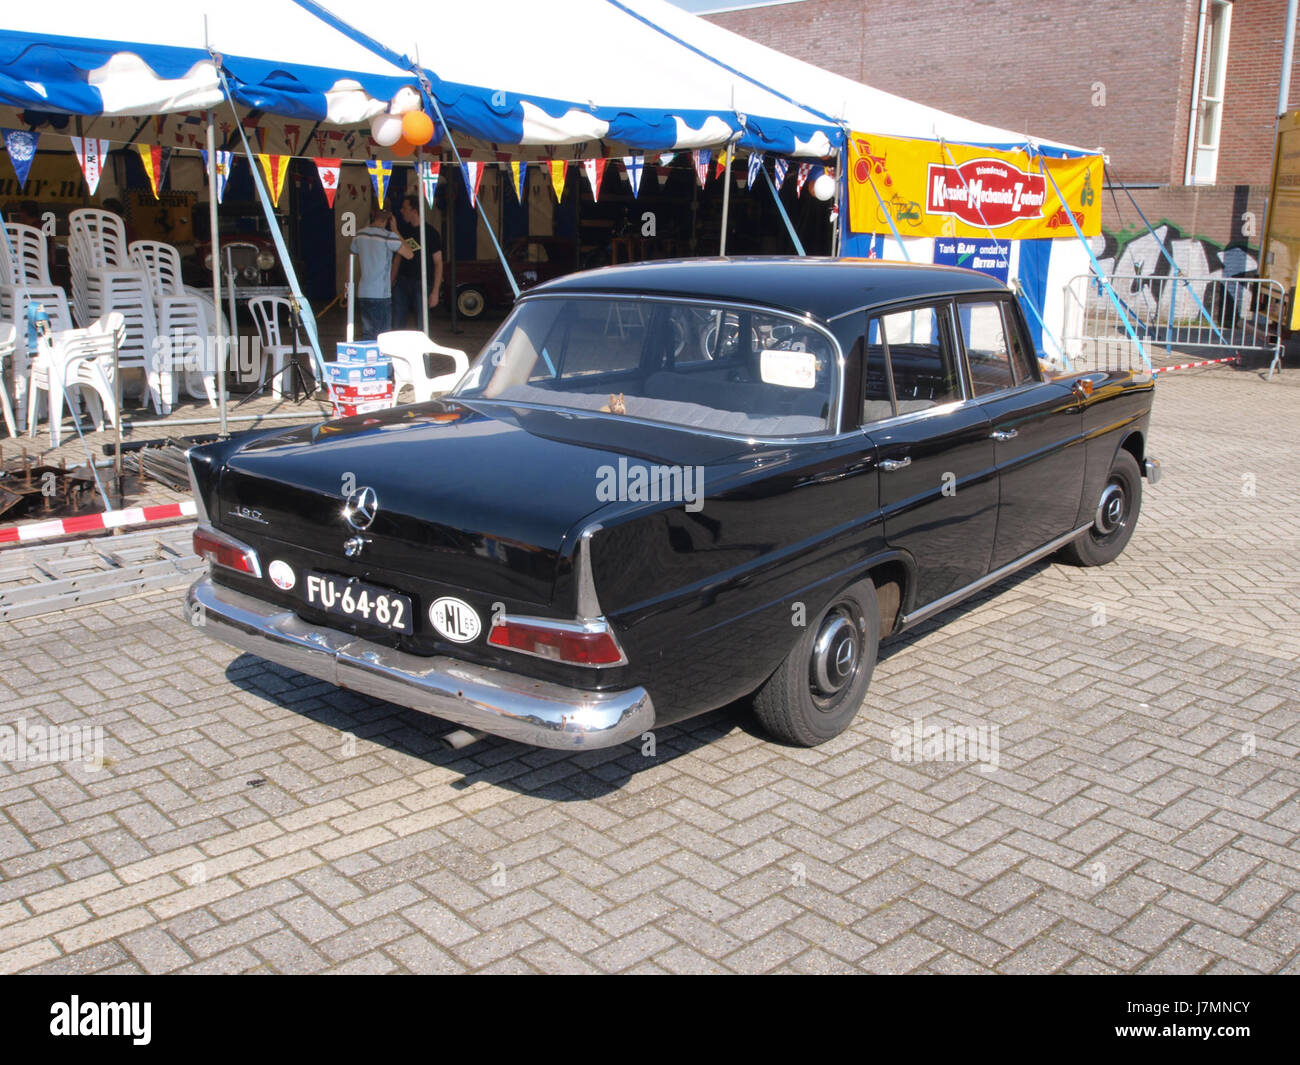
[304,572,413,635]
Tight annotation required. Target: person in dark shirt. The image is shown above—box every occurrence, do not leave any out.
[392,194,444,332]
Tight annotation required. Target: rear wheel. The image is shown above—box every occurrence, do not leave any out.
[456,285,486,319]
[753,579,880,746]
[1059,449,1143,566]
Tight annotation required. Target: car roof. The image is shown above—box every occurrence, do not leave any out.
[528,256,1011,321]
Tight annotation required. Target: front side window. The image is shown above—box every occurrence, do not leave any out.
[453,296,838,437]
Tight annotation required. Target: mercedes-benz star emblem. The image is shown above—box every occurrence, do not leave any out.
[343,486,378,531]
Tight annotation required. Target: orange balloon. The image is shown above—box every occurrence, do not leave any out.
[391,137,416,158]
[401,110,435,146]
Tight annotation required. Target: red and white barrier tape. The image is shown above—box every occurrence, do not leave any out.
[1152,356,1239,374]
[0,500,197,545]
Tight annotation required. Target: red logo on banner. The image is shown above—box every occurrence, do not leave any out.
[925,159,1046,229]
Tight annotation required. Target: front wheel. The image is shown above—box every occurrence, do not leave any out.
[753,579,880,746]
[1059,449,1143,566]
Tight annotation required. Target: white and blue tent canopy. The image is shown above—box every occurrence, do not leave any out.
[0,0,1094,159]
[0,0,835,157]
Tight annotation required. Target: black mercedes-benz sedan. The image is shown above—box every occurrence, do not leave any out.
[184,257,1159,750]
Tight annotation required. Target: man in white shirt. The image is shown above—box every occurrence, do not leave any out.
[351,207,413,339]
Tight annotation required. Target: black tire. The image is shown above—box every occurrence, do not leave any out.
[753,579,880,747]
[1059,449,1143,566]
[456,286,486,319]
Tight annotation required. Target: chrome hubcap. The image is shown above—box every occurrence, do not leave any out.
[810,609,860,700]
[1095,483,1126,535]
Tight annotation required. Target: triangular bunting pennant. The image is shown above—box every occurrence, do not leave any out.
[548,159,567,202]
[314,157,341,208]
[796,162,812,197]
[137,144,164,198]
[658,152,676,167]
[419,160,441,209]
[367,158,393,209]
[70,137,110,196]
[2,129,39,190]
[622,154,644,198]
[256,154,291,208]
[283,124,301,156]
[747,152,764,190]
[509,160,527,203]
[158,146,173,190]
[773,157,789,190]
[460,161,484,208]
[200,150,234,204]
[582,158,607,202]
[692,149,711,188]
[715,147,731,180]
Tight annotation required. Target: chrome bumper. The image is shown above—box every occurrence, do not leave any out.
[1144,456,1162,484]
[185,576,654,750]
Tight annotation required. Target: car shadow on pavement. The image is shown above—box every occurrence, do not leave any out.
[222,654,746,800]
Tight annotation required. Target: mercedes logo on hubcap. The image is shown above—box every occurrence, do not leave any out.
[343,486,378,531]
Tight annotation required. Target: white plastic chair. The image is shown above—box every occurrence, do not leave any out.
[247,295,308,398]
[26,312,125,449]
[0,323,18,437]
[0,222,75,430]
[67,210,164,413]
[376,331,470,403]
[131,240,215,406]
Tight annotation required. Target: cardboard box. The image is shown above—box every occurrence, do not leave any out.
[330,380,394,400]
[335,341,383,363]
[323,360,391,385]
[332,396,397,418]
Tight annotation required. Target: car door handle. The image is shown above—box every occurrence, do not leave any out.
[990,429,1018,441]
[879,457,911,472]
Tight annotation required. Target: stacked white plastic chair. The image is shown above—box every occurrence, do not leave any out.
[68,209,167,414]
[130,240,217,406]
[0,323,18,437]
[26,312,126,449]
[0,221,75,431]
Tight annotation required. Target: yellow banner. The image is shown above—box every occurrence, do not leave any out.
[847,133,1102,240]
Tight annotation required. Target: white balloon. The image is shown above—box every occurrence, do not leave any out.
[389,87,422,115]
[812,173,836,201]
[371,113,403,147]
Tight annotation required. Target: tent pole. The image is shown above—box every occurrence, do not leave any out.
[719,145,733,255]
[761,165,804,255]
[206,111,227,439]
[416,155,429,335]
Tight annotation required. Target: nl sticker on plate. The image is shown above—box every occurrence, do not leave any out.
[760,348,817,389]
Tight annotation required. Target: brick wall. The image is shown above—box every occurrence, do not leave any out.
[708,0,1300,187]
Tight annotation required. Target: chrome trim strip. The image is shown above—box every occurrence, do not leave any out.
[185,577,653,750]
[575,524,603,620]
[184,446,210,526]
[898,523,1092,629]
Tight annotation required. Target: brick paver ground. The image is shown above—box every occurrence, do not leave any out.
[0,366,1297,973]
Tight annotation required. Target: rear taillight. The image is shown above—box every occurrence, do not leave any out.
[488,615,626,667]
[193,525,262,578]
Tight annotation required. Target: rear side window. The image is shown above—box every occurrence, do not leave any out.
[869,304,962,416]
[1002,302,1039,384]
[957,301,1016,395]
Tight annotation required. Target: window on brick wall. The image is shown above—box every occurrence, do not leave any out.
[1194,0,1233,185]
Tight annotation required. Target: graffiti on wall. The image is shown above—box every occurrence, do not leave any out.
[1089,220,1258,282]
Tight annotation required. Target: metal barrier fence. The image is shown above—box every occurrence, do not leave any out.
[1062,273,1285,376]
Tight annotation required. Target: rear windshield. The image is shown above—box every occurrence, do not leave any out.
[452,296,839,437]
